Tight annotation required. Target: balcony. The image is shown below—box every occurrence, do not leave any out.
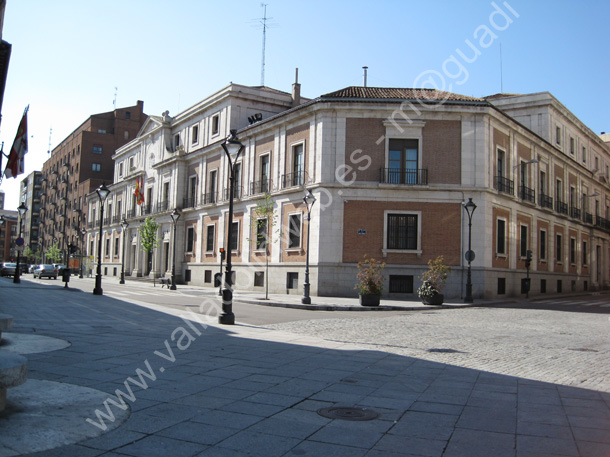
[183,197,197,209]
[539,194,553,209]
[281,171,307,189]
[380,168,428,185]
[569,206,581,219]
[518,185,535,204]
[157,200,170,213]
[555,200,568,215]
[584,212,593,224]
[494,176,514,195]
[221,186,242,201]
[127,209,137,219]
[202,192,218,205]
[250,179,272,196]
[142,204,153,216]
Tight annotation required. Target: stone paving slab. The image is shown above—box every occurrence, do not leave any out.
[0,278,609,456]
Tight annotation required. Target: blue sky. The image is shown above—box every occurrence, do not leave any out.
[1,0,608,209]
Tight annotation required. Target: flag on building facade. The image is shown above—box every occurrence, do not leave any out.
[138,177,145,205]
[134,178,141,204]
[3,106,29,179]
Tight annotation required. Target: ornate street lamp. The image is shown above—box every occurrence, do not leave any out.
[169,209,180,290]
[120,219,129,284]
[302,189,317,304]
[219,129,244,325]
[463,198,477,303]
[93,183,110,295]
[14,202,28,284]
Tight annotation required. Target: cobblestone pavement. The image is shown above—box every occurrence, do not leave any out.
[267,307,610,393]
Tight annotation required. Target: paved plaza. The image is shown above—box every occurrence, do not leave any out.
[0,276,609,456]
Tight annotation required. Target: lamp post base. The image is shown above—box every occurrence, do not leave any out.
[93,274,103,295]
[219,288,235,325]
[301,296,311,304]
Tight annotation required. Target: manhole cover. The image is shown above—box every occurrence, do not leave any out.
[317,407,379,421]
[568,348,598,352]
[427,348,463,353]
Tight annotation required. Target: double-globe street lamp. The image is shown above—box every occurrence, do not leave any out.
[13,202,28,284]
[219,130,244,325]
[93,183,110,295]
[120,218,129,284]
[463,198,477,303]
[302,189,316,304]
[170,209,180,290]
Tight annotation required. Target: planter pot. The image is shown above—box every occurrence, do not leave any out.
[359,294,381,306]
[421,293,444,306]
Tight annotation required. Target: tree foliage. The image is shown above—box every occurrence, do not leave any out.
[45,242,62,263]
[138,217,161,253]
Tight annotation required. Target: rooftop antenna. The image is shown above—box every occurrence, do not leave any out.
[47,127,52,156]
[113,86,118,109]
[251,4,278,86]
[363,66,368,87]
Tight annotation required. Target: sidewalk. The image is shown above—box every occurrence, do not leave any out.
[1,277,608,457]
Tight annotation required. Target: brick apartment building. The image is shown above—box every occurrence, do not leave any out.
[18,171,42,256]
[0,210,17,262]
[40,101,147,264]
[85,83,610,299]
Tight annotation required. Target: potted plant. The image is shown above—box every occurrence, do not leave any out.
[417,256,451,305]
[355,255,386,306]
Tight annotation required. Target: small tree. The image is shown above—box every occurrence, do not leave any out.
[249,193,278,300]
[417,255,451,298]
[23,247,34,264]
[45,242,62,263]
[355,255,386,296]
[138,217,161,276]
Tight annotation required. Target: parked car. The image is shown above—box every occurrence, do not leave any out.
[1,262,17,277]
[28,264,37,273]
[53,264,68,275]
[33,264,58,279]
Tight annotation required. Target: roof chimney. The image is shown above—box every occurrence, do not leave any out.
[291,68,301,107]
[363,66,368,87]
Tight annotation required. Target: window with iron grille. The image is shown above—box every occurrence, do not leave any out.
[386,213,417,250]
[389,275,413,293]
[206,225,215,252]
[186,227,194,253]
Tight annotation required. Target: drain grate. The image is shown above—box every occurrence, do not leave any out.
[568,347,598,352]
[317,407,379,421]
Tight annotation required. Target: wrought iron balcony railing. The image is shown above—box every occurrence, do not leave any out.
[584,212,593,224]
[518,185,535,203]
[221,186,243,201]
[250,179,272,196]
[539,193,553,209]
[380,168,428,185]
[281,171,306,189]
[494,176,514,195]
[183,197,197,209]
[555,200,568,215]
[202,192,218,205]
[569,206,581,219]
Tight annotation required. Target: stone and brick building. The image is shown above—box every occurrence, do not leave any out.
[18,171,42,256]
[85,83,610,299]
[39,101,146,264]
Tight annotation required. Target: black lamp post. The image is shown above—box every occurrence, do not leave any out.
[169,209,180,290]
[79,229,85,278]
[120,219,129,284]
[13,202,28,284]
[0,216,5,262]
[302,189,316,304]
[219,129,244,325]
[463,198,477,303]
[93,183,110,295]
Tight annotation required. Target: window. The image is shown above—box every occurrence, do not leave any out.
[93,146,103,154]
[520,225,528,257]
[105,238,110,257]
[539,170,546,195]
[233,162,242,197]
[211,114,220,135]
[260,154,270,192]
[92,163,101,172]
[556,126,561,145]
[114,237,119,257]
[497,219,506,255]
[124,131,129,140]
[191,124,199,144]
[206,225,215,252]
[230,221,239,251]
[389,139,419,184]
[292,143,304,185]
[582,147,587,163]
[389,275,414,293]
[189,176,197,205]
[204,270,212,283]
[288,214,302,248]
[570,237,576,264]
[540,230,547,261]
[254,271,265,287]
[583,241,588,265]
[208,170,217,203]
[186,227,194,253]
[387,213,418,250]
[126,111,131,120]
[119,162,124,177]
[129,157,135,170]
[97,130,106,134]
[556,234,563,263]
[256,218,268,250]
[497,148,505,177]
[570,137,575,155]
[174,134,180,149]
[556,179,563,203]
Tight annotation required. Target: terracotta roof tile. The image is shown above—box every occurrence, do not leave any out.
[320,86,484,103]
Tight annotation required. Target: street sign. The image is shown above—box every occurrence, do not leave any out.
[15,237,24,247]
[465,250,475,262]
